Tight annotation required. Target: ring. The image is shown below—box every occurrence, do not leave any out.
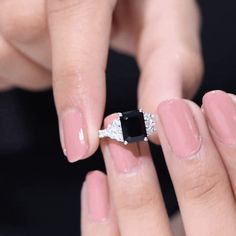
[98,109,156,144]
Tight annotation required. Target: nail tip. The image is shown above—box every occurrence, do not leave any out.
[67,155,84,163]
[62,150,80,163]
[87,170,103,178]
[60,108,89,163]
[203,90,226,100]
[157,98,184,113]
[67,144,90,163]
[67,158,80,163]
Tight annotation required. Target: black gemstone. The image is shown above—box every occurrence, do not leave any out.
[120,110,147,143]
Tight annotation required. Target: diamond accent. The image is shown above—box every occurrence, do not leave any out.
[99,111,156,142]
[144,113,156,136]
[98,117,124,142]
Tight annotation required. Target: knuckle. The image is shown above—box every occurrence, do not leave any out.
[53,67,87,110]
[178,48,204,96]
[55,66,85,86]
[0,37,12,62]
[48,0,116,16]
[183,166,223,202]
[140,43,203,82]
[118,190,158,212]
[184,50,203,80]
[47,0,82,16]
[0,1,46,42]
[170,46,203,78]
[116,177,159,212]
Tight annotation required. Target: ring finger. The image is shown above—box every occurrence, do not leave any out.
[100,114,172,236]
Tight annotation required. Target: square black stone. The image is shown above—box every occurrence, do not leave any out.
[120,110,147,143]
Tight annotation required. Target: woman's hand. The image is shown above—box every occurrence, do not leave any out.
[0,0,203,162]
[81,90,236,236]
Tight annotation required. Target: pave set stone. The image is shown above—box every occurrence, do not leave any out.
[99,118,124,142]
[143,112,156,136]
[99,110,156,144]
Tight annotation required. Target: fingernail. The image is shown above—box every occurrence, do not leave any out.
[104,115,140,173]
[158,99,201,158]
[61,109,88,162]
[86,171,109,222]
[203,90,236,144]
[108,142,140,173]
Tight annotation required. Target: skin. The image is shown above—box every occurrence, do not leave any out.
[0,0,203,160]
[81,91,236,236]
[1,2,234,234]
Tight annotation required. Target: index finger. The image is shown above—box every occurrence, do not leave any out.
[47,0,117,162]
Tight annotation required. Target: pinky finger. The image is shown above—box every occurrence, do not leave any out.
[81,171,119,236]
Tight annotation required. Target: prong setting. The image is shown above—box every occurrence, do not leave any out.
[99,109,156,144]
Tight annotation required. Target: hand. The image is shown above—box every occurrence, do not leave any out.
[81,91,236,236]
[0,0,203,162]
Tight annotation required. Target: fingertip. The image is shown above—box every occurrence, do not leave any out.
[157,98,202,159]
[202,90,236,145]
[202,90,226,104]
[85,170,110,222]
[86,170,107,182]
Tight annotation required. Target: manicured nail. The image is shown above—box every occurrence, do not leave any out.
[86,171,109,222]
[104,115,140,173]
[203,90,236,144]
[61,109,88,162]
[108,141,140,173]
[158,99,201,158]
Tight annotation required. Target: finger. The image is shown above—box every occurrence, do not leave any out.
[81,171,119,236]
[0,0,51,70]
[101,115,172,236]
[136,0,203,143]
[47,0,117,162]
[157,98,236,235]
[0,36,51,90]
[0,78,12,91]
[10,36,51,71]
[203,90,236,196]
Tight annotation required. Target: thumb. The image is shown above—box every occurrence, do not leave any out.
[136,0,203,144]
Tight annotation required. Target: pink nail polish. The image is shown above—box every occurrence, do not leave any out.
[104,115,140,173]
[86,171,109,222]
[108,141,140,173]
[61,109,88,162]
[158,99,201,158]
[203,90,236,144]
